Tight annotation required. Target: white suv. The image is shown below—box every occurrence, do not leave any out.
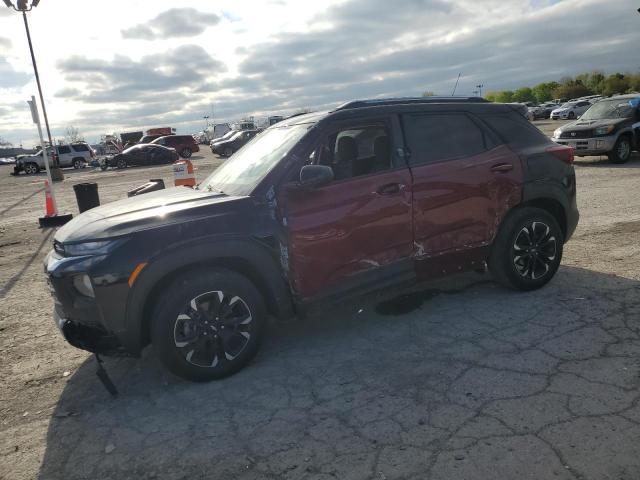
[14,143,95,175]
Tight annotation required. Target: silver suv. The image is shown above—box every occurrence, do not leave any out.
[552,94,640,163]
[14,143,96,174]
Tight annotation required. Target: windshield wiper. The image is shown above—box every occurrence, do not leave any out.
[206,185,226,195]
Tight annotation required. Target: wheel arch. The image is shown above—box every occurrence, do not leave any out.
[518,197,567,239]
[123,239,294,353]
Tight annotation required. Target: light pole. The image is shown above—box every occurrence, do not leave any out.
[476,84,484,98]
[203,115,210,129]
[4,0,63,180]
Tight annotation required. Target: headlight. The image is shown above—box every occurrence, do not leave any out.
[62,239,125,256]
[72,274,95,297]
[594,125,614,136]
[553,128,562,138]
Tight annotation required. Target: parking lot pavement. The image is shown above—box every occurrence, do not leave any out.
[1,129,640,479]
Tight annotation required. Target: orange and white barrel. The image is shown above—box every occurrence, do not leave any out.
[173,159,196,187]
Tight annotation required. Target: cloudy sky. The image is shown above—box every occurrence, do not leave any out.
[0,0,638,146]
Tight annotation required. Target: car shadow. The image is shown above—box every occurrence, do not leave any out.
[36,266,639,479]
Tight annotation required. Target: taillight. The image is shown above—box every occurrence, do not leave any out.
[546,145,574,164]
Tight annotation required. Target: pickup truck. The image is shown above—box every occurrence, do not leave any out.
[14,143,96,174]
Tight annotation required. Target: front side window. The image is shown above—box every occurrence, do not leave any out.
[313,124,393,181]
[402,113,489,165]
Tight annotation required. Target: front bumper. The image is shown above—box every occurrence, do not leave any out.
[45,250,133,356]
[552,135,616,156]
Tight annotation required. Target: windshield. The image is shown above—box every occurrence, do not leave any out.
[200,124,310,196]
[216,131,236,141]
[581,99,637,120]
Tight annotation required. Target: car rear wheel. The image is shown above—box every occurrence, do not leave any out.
[151,268,267,381]
[181,148,192,158]
[608,136,631,164]
[489,207,563,291]
[116,157,127,169]
[73,159,83,169]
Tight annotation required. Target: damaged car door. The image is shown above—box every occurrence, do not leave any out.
[282,117,414,300]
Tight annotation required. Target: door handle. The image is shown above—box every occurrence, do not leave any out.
[491,163,513,173]
[376,183,404,195]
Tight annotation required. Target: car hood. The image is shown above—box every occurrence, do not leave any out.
[54,186,248,243]
[552,108,569,113]
[558,117,628,132]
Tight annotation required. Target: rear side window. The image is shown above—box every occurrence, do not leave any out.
[482,112,549,149]
[71,144,88,152]
[402,113,491,165]
[57,145,71,154]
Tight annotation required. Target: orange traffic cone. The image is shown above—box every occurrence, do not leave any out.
[38,180,73,228]
[173,159,196,187]
[44,180,57,216]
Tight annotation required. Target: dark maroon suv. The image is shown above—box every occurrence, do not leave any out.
[152,134,199,158]
[46,97,578,381]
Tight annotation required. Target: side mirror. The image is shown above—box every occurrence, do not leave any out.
[299,164,333,189]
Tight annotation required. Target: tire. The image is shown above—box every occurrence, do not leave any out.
[116,157,127,169]
[181,148,192,158]
[224,147,233,157]
[24,162,39,175]
[100,162,108,171]
[489,207,563,291]
[608,136,632,164]
[568,111,575,119]
[73,159,83,169]
[151,268,267,381]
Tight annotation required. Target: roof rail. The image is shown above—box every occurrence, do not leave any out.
[332,96,488,111]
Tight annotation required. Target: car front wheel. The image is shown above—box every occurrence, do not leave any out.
[489,207,563,291]
[224,147,233,157]
[24,162,39,175]
[608,136,632,164]
[116,157,127,169]
[151,268,267,381]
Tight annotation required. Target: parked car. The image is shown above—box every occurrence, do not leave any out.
[552,94,640,163]
[529,102,558,119]
[46,96,578,381]
[210,129,260,156]
[138,134,166,145]
[151,135,200,158]
[14,142,95,174]
[550,100,592,120]
[101,144,179,169]
[209,130,236,153]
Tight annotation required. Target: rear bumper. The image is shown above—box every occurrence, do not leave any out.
[552,135,616,156]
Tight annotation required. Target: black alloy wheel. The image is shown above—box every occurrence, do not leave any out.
[151,268,266,381]
[173,291,254,368]
[489,207,563,291]
[224,147,233,157]
[512,221,557,280]
[116,157,127,169]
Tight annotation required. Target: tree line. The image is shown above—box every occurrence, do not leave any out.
[483,71,640,104]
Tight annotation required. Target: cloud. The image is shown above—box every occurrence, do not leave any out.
[0,36,11,50]
[121,8,220,40]
[0,58,31,88]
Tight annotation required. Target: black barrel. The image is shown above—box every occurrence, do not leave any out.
[127,179,165,197]
[73,182,100,213]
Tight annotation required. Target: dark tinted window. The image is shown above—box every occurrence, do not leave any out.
[482,112,548,149]
[316,124,392,181]
[57,145,71,154]
[71,144,88,152]
[402,113,489,164]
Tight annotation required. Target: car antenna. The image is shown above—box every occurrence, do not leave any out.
[95,354,118,397]
[451,73,461,96]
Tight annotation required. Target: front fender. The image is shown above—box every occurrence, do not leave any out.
[120,236,293,354]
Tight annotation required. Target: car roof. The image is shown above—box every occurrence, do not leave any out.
[277,97,514,128]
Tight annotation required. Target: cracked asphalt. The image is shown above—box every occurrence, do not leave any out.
[1,121,640,480]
